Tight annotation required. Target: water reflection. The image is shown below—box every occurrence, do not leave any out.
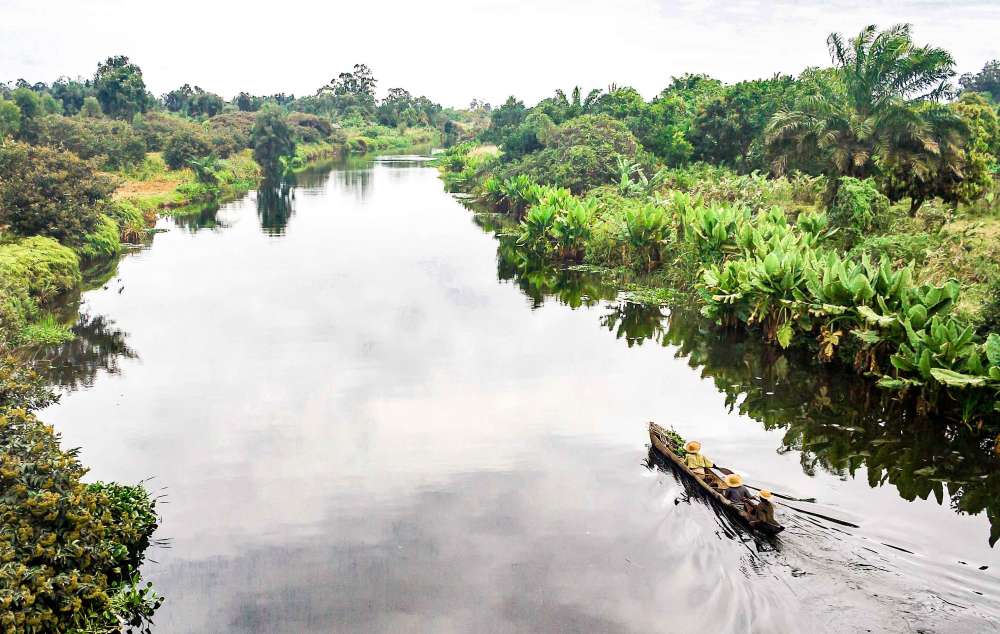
[256,178,296,236]
[331,166,373,201]
[171,204,227,232]
[492,247,1000,546]
[25,311,138,391]
[495,238,617,309]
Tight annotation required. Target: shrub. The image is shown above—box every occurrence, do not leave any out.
[0,407,160,632]
[829,177,890,236]
[497,115,653,193]
[77,214,122,261]
[36,114,146,169]
[163,128,214,169]
[0,237,82,305]
[206,111,256,155]
[132,111,201,152]
[0,142,115,243]
[287,112,333,143]
[106,199,148,243]
[0,356,57,411]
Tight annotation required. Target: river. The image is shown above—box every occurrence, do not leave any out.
[35,155,1000,632]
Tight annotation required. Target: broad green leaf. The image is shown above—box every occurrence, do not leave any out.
[907,304,928,329]
[929,368,987,388]
[776,323,793,349]
[878,376,920,389]
[986,333,1000,367]
[857,305,895,327]
[853,329,884,345]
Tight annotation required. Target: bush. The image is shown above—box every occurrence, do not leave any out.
[163,128,214,169]
[0,142,115,244]
[133,111,200,152]
[206,111,255,156]
[497,115,653,193]
[77,214,122,261]
[36,114,146,169]
[829,177,890,236]
[106,199,149,243]
[287,112,333,143]
[0,406,160,632]
[0,237,82,305]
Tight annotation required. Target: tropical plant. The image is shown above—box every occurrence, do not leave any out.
[766,24,961,211]
[620,202,670,271]
[252,107,296,179]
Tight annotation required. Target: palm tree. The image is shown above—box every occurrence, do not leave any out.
[766,24,961,210]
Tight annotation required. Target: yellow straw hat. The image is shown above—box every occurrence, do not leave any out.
[724,473,743,488]
[758,489,773,500]
[684,440,701,453]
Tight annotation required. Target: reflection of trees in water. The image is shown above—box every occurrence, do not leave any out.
[27,313,138,392]
[332,168,372,201]
[600,301,668,347]
[171,204,226,232]
[660,312,1000,545]
[495,238,617,309]
[497,242,1000,545]
[293,164,334,190]
[257,178,296,236]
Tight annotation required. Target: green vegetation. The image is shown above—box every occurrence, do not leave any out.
[0,358,161,632]
[438,24,1000,425]
[252,107,296,179]
[0,142,116,244]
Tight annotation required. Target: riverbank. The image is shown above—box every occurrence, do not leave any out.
[435,141,1000,427]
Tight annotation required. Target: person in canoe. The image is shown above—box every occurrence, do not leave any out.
[722,474,777,524]
[683,440,713,475]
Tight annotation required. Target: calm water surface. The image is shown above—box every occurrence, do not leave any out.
[38,156,1000,632]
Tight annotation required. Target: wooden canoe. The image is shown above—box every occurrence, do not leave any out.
[648,422,784,535]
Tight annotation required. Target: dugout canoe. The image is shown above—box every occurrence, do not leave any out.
[648,421,784,535]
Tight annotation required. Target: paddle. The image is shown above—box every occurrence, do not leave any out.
[713,466,817,503]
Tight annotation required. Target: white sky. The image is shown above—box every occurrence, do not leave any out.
[1,0,998,108]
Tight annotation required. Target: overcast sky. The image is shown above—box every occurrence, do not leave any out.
[2,0,998,107]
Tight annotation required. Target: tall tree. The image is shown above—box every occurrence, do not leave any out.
[959,60,1000,102]
[252,107,296,180]
[93,55,149,120]
[766,24,958,199]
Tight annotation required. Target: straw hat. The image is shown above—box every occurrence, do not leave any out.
[684,440,701,453]
[724,473,743,488]
[758,489,773,500]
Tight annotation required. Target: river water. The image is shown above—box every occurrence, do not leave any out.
[37,156,1000,632]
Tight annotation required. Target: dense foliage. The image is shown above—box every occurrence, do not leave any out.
[0,142,116,243]
[93,56,149,120]
[252,108,296,179]
[0,359,161,632]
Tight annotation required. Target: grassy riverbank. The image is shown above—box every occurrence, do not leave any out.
[436,141,1000,426]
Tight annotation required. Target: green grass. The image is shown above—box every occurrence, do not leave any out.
[0,237,82,347]
[77,215,123,261]
[21,313,75,345]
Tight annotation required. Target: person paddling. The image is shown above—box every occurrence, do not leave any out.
[683,440,713,475]
[722,473,752,506]
[754,489,777,524]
